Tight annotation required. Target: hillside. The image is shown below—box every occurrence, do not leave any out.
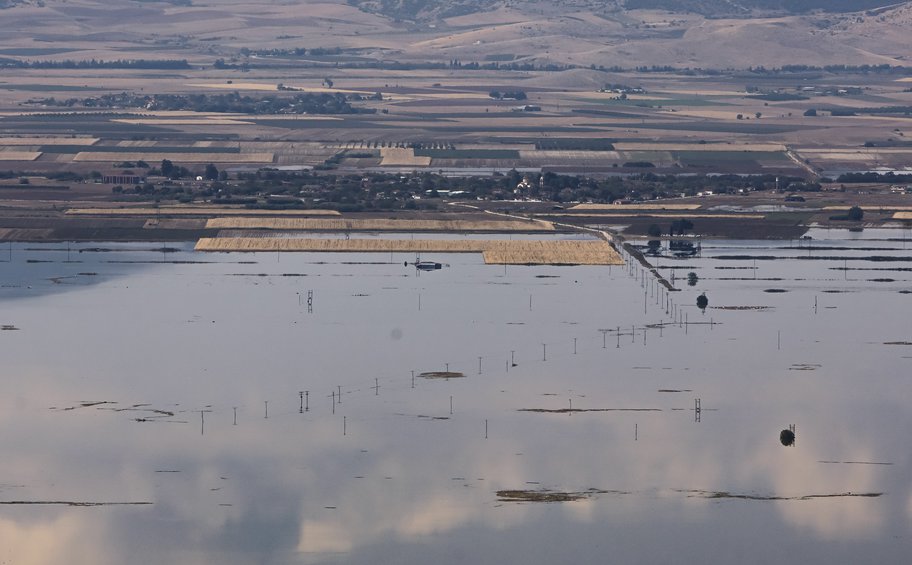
[0,0,909,69]
[623,0,906,17]
[352,0,910,21]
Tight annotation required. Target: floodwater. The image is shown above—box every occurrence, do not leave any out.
[0,229,910,564]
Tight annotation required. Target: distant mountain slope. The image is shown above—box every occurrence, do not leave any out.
[350,0,500,21]
[353,0,908,21]
[623,0,907,16]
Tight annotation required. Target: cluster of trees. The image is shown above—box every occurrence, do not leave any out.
[0,58,190,69]
[27,91,376,115]
[836,171,912,183]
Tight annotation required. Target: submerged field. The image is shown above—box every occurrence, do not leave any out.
[0,227,910,563]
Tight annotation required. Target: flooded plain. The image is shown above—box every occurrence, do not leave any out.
[1,228,911,563]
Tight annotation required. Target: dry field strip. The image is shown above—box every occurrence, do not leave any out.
[0,137,98,146]
[195,237,622,265]
[0,151,41,161]
[205,218,555,231]
[570,203,702,211]
[893,212,912,219]
[379,147,432,166]
[72,152,275,164]
[67,207,341,217]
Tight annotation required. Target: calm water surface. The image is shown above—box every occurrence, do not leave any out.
[0,230,910,563]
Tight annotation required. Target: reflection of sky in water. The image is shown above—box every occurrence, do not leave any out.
[0,233,910,564]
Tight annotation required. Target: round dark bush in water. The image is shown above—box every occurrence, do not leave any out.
[696,293,708,311]
[780,429,795,446]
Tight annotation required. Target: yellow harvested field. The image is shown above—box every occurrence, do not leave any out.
[206,218,555,231]
[195,237,622,265]
[67,207,341,217]
[379,147,432,167]
[0,137,97,146]
[0,151,41,161]
[613,142,786,152]
[482,240,621,265]
[894,212,912,219]
[72,152,275,164]
[571,203,701,211]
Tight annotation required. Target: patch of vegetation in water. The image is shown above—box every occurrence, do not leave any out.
[764,288,788,293]
[418,371,465,379]
[678,490,882,501]
[496,488,617,503]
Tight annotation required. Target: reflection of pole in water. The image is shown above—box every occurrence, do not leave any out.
[573,338,577,355]
[264,401,268,419]
[694,398,701,423]
[600,329,608,348]
[233,407,237,425]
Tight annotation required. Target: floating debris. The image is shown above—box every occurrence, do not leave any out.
[883,342,912,346]
[0,500,152,507]
[518,408,661,413]
[658,389,692,393]
[764,289,788,293]
[1,325,19,331]
[789,364,821,371]
[818,461,893,466]
[496,489,612,503]
[418,371,465,380]
[712,306,772,311]
[679,490,880,501]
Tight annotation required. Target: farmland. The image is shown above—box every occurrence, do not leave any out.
[0,0,908,237]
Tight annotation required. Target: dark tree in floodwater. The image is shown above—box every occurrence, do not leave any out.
[696,293,708,312]
[780,429,795,446]
[687,272,698,286]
